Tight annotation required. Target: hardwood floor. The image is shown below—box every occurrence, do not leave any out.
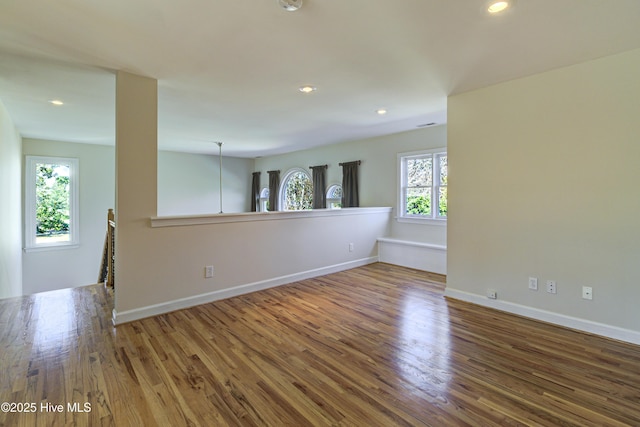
[2,263,640,426]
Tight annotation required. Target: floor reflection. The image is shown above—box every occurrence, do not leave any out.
[397,287,451,396]
[32,288,77,354]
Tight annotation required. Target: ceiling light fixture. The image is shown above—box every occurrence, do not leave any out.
[49,99,64,106]
[298,85,316,93]
[487,0,512,14]
[376,109,387,115]
[277,0,302,12]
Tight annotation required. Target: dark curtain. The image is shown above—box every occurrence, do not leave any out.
[310,165,328,209]
[341,161,360,208]
[250,172,260,212]
[267,170,280,211]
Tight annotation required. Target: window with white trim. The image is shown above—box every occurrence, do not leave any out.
[259,187,269,212]
[326,184,342,209]
[398,149,447,221]
[279,168,313,211]
[25,156,79,250]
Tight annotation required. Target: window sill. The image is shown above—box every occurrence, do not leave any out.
[395,216,447,226]
[24,243,80,253]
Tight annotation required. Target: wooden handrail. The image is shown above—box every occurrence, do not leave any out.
[98,209,115,288]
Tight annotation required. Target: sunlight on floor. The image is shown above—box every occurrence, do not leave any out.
[399,288,451,395]
[32,288,77,353]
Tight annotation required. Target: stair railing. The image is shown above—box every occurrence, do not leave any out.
[98,208,115,288]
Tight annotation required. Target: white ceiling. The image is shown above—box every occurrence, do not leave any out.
[1,0,640,157]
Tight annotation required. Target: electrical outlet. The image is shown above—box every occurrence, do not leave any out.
[205,265,214,278]
[546,280,557,294]
[349,243,354,252]
[582,286,593,300]
[487,289,497,299]
[528,277,538,291]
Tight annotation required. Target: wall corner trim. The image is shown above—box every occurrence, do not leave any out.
[443,288,640,346]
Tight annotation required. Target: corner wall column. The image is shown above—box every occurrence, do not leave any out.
[114,71,158,316]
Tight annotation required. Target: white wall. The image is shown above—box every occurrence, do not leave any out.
[446,49,640,341]
[0,100,23,299]
[255,125,447,246]
[158,151,254,215]
[22,139,115,294]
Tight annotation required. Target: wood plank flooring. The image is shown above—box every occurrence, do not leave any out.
[2,263,640,426]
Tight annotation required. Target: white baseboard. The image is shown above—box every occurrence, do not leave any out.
[377,237,446,274]
[444,288,640,346]
[112,256,378,325]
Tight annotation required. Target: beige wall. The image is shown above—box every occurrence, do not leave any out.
[113,72,392,318]
[255,125,447,246]
[447,49,640,335]
[0,100,22,299]
[19,140,254,294]
[114,209,390,319]
[114,71,158,313]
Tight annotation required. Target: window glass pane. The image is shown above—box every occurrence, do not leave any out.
[405,187,431,216]
[259,188,270,211]
[438,187,447,217]
[439,155,447,186]
[407,158,432,187]
[326,185,342,209]
[398,149,446,221]
[284,171,312,210]
[35,163,71,244]
[327,185,342,200]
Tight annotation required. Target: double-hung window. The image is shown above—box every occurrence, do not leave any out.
[398,149,447,221]
[24,156,79,250]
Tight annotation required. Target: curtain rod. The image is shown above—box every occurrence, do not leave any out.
[267,170,280,173]
[339,160,361,166]
[309,164,328,169]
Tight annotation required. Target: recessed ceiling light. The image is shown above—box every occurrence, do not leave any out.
[49,99,64,106]
[487,0,511,14]
[278,0,302,12]
[376,109,387,115]
[298,85,316,94]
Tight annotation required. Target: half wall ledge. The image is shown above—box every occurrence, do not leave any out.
[377,237,447,275]
[150,207,393,228]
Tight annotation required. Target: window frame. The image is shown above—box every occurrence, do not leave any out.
[397,148,447,224]
[259,187,269,212]
[24,155,80,251]
[278,167,313,211]
[326,184,342,209]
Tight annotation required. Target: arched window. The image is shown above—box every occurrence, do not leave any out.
[259,187,269,212]
[279,168,313,211]
[326,184,342,209]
